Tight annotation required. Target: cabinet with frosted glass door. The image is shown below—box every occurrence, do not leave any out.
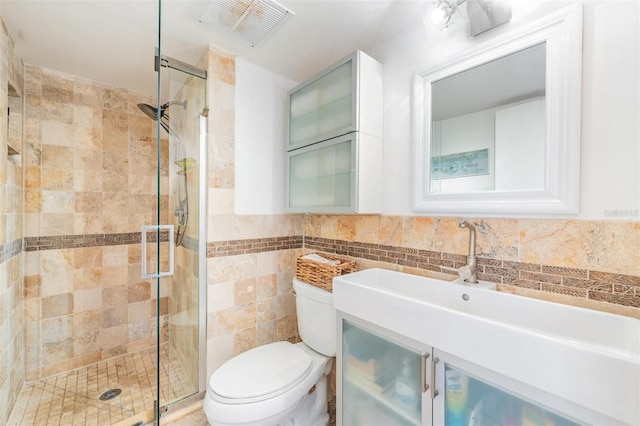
[432,350,590,426]
[338,314,618,425]
[286,132,381,213]
[338,317,433,426]
[286,49,383,213]
[287,50,383,151]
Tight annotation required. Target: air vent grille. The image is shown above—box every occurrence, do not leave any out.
[200,0,293,47]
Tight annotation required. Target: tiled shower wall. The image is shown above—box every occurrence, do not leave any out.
[21,64,171,381]
[0,17,25,426]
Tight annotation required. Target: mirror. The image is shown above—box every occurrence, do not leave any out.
[413,5,582,215]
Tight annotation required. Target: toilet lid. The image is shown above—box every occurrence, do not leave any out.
[209,341,312,400]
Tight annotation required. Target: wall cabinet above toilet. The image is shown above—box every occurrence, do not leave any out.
[286,50,383,213]
[287,50,383,152]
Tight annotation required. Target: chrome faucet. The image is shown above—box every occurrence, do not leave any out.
[458,219,478,284]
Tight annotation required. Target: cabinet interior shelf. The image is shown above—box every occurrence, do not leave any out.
[290,171,351,181]
[345,375,421,425]
[290,93,352,122]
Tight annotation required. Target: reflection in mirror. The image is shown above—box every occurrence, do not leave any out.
[430,43,546,193]
[413,4,583,215]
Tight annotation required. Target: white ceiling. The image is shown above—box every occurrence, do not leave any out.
[1,0,425,97]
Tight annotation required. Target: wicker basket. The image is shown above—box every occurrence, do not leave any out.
[296,253,357,291]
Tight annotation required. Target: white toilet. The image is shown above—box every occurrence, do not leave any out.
[204,278,336,426]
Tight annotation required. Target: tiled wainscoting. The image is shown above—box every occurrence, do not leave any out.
[305,236,640,309]
[3,216,639,425]
[202,231,640,315]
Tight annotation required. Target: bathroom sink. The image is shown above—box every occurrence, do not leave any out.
[333,268,638,357]
[333,268,640,425]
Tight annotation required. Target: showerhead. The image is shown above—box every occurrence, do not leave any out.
[137,100,187,120]
[137,100,187,136]
[137,103,159,121]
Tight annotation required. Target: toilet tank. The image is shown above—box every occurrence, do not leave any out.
[293,278,336,356]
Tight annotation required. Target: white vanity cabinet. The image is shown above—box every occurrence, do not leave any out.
[286,50,383,213]
[334,269,638,426]
[338,313,611,426]
[340,317,432,425]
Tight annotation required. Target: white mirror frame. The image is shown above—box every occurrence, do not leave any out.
[413,5,582,215]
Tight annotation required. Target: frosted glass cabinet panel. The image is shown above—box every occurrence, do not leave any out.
[288,137,353,210]
[340,319,431,426]
[287,132,382,213]
[289,61,353,148]
[286,50,383,213]
[287,50,383,151]
[338,316,607,426]
[438,363,582,426]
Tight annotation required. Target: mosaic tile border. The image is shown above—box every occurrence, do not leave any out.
[23,231,170,251]
[304,236,640,309]
[11,232,638,308]
[14,234,301,256]
[0,239,22,263]
[206,236,303,257]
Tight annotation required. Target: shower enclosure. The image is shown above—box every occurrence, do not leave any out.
[143,5,210,418]
[7,1,208,424]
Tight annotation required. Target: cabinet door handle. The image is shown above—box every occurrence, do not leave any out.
[431,357,439,399]
[421,353,430,393]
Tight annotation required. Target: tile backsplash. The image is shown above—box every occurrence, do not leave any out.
[304,215,640,318]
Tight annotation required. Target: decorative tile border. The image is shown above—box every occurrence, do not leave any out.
[23,231,170,251]
[10,232,639,309]
[304,237,640,309]
[15,234,302,256]
[207,236,303,257]
[0,239,22,263]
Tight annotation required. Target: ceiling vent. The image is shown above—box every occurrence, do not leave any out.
[199,0,294,47]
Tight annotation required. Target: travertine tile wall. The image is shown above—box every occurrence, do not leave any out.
[21,64,172,380]
[0,16,25,426]
[304,215,640,319]
[203,46,305,379]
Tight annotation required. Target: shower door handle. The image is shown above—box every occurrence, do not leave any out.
[141,225,175,278]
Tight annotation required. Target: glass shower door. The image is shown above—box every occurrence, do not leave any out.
[152,1,208,420]
[158,64,206,412]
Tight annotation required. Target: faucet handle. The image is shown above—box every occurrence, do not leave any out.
[458,266,473,281]
[441,265,473,281]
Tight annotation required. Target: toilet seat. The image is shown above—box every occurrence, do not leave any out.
[209,341,312,403]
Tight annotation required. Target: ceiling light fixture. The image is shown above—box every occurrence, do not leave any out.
[430,0,465,31]
[425,0,512,36]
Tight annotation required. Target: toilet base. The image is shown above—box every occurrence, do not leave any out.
[204,368,331,426]
[289,374,329,426]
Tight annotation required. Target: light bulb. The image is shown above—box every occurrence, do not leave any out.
[430,0,456,29]
[430,4,448,26]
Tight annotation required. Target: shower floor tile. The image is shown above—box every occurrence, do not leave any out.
[8,345,198,426]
